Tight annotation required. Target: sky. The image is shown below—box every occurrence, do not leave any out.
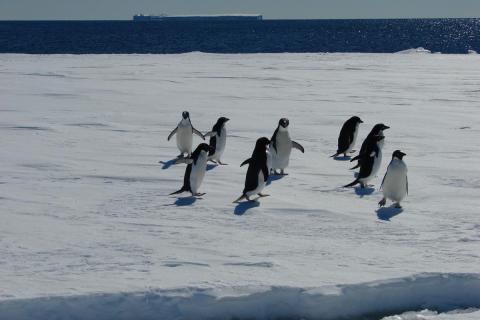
[0,0,480,20]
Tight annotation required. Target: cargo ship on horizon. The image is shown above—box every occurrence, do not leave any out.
[133,14,263,21]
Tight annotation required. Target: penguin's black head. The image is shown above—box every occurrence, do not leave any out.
[196,143,212,153]
[279,118,289,128]
[217,117,230,125]
[351,116,363,124]
[256,137,270,148]
[182,111,190,120]
[372,123,390,133]
[392,150,406,160]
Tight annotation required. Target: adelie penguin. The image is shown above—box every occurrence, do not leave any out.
[167,111,205,158]
[233,137,271,203]
[205,117,229,165]
[331,116,363,158]
[350,123,390,170]
[379,150,408,208]
[344,135,385,188]
[270,118,304,175]
[170,143,213,197]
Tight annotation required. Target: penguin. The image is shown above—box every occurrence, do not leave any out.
[233,137,270,202]
[350,123,390,170]
[344,135,385,188]
[379,150,408,208]
[170,143,213,197]
[270,118,304,175]
[331,116,363,158]
[204,117,229,165]
[167,111,205,158]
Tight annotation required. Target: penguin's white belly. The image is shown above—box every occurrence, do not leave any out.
[383,161,408,202]
[266,151,273,172]
[371,150,382,178]
[211,128,227,161]
[271,133,292,169]
[176,125,193,155]
[346,125,359,153]
[246,171,266,197]
[189,154,208,194]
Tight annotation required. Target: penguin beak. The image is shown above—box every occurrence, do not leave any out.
[401,152,406,156]
[225,118,230,122]
[384,125,390,130]
[359,119,364,123]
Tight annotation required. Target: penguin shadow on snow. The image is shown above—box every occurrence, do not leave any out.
[159,158,179,170]
[333,155,351,161]
[376,206,403,221]
[234,200,260,216]
[354,186,375,197]
[266,174,285,186]
[174,196,199,206]
[206,164,217,171]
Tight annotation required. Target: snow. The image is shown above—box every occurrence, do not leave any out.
[395,47,432,54]
[0,53,479,319]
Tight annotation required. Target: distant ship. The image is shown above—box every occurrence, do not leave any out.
[133,14,263,22]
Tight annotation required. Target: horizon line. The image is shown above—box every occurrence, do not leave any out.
[0,16,479,22]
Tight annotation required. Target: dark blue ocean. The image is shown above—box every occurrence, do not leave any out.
[0,19,479,54]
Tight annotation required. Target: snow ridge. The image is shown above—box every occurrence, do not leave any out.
[0,273,478,320]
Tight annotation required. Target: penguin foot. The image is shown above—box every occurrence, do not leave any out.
[258,193,270,197]
[218,161,228,165]
[194,193,206,197]
[394,203,402,209]
[378,198,386,207]
[209,159,218,164]
[233,195,246,203]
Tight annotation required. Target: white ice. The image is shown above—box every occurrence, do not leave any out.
[0,53,479,319]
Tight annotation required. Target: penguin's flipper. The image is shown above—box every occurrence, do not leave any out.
[204,131,216,137]
[233,194,247,203]
[380,169,388,189]
[292,141,305,153]
[406,176,408,195]
[167,127,178,141]
[192,127,205,140]
[270,128,279,153]
[240,158,251,167]
[343,179,359,188]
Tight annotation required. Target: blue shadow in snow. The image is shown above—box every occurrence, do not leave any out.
[354,186,375,197]
[377,206,404,221]
[159,158,179,170]
[174,196,197,206]
[206,164,217,171]
[333,155,351,161]
[266,174,285,186]
[234,200,260,216]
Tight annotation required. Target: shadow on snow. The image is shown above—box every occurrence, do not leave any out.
[376,206,404,221]
[333,155,352,161]
[234,200,260,216]
[174,196,198,206]
[354,186,375,197]
[266,174,285,186]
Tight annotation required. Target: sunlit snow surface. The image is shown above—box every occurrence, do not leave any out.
[0,53,479,319]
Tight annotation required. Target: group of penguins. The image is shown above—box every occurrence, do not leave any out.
[167,112,408,208]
